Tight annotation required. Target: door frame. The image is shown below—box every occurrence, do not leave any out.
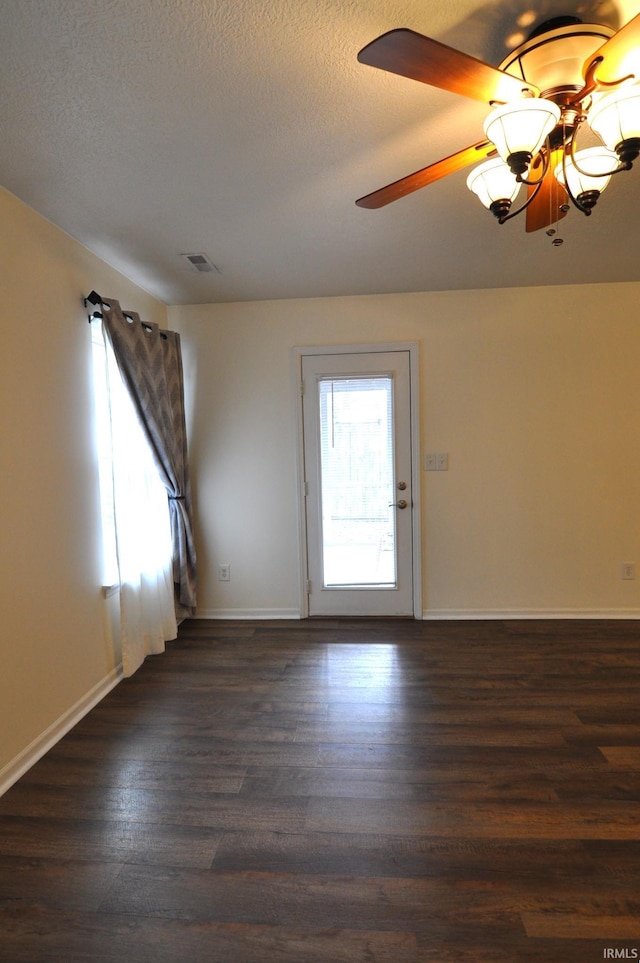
[292,342,422,619]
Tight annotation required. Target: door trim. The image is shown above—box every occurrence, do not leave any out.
[292,342,422,619]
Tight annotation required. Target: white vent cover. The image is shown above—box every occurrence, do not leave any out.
[181,252,219,273]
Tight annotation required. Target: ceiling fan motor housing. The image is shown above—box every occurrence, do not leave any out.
[498,19,614,106]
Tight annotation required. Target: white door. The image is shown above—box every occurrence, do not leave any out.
[300,349,417,617]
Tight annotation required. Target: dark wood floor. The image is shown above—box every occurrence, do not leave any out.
[1,618,640,961]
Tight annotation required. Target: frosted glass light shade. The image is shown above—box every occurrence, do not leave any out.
[588,86,640,151]
[554,147,618,197]
[466,157,522,208]
[484,98,561,162]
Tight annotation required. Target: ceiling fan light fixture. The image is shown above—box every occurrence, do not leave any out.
[483,99,561,176]
[587,85,640,167]
[554,146,619,213]
[355,14,640,235]
[466,157,522,219]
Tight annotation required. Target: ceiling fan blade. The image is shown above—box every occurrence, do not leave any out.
[356,140,496,209]
[358,28,538,104]
[525,148,569,233]
[583,13,640,86]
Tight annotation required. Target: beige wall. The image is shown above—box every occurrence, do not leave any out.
[0,188,167,783]
[170,286,640,618]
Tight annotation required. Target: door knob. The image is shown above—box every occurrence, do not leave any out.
[389,499,408,509]
[397,481,407,490]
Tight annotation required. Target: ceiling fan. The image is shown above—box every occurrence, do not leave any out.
[356,14,640,236]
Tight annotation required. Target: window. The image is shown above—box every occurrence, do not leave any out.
[318,376,396,587]
[91,321,118,586]
[90,321,172,590]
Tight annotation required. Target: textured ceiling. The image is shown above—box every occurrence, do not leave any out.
[1,0,640,304]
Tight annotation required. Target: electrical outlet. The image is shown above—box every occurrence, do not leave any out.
[622,562,635,580]
[218,563,231,582]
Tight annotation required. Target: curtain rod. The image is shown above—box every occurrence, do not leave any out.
[84,291,166,337]
[84,291,135,323]
[85,290,103,322]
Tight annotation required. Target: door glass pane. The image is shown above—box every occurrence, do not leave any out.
[318,375,396,587]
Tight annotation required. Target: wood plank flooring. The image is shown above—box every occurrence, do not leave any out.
[1,618,640,961]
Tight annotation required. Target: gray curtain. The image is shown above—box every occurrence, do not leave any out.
[102,298,197,618]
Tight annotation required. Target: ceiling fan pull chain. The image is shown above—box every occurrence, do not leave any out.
[545,157,564,246]
[546,145,555,237]
[550,201,564,246]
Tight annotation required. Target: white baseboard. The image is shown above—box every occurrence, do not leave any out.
[423,608,640,620]
[0,665,123,798]
[193,608,301,620]
[195,607,640,622]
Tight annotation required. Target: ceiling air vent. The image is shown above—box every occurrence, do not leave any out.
[181,252,219,274]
